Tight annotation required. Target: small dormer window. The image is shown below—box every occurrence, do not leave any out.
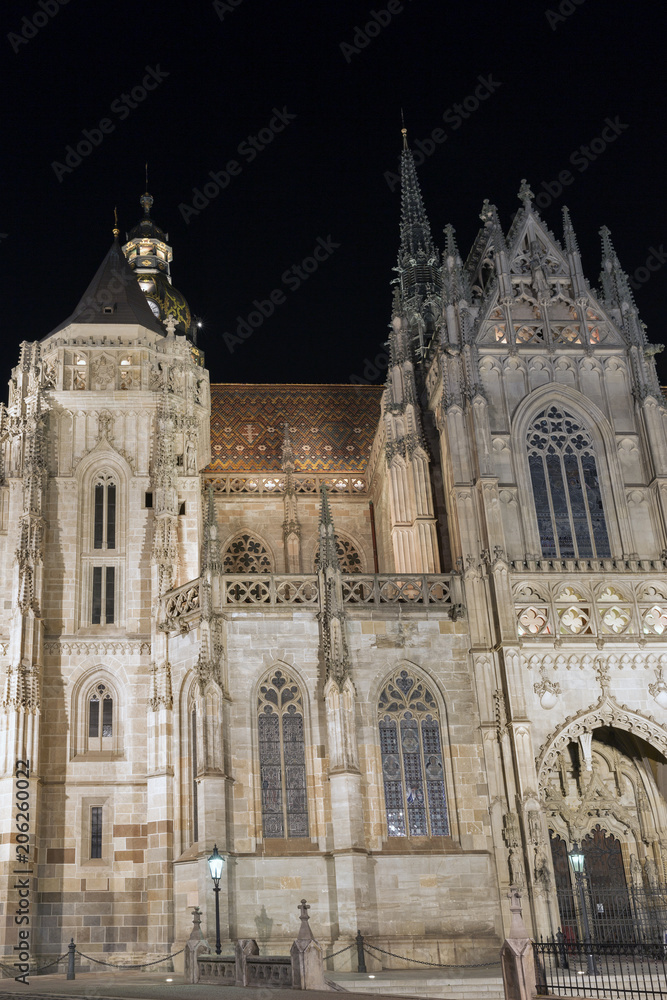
[103,305,115,315]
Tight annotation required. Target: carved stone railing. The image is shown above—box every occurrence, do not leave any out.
[223,575,319,606]
[197,955,236,982]
[160,573,461,627]
[342,574,462,608]
[203,473,367,495]
[246,955,292,987]
[162,579,200,621]
[512,556,667,574]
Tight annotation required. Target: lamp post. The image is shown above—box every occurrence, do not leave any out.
[207,844,224,955]
[569,842,596,975]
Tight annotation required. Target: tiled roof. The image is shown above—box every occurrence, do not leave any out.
[206,384,383,473]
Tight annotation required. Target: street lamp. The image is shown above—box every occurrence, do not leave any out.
[207,844,224,955]
[569,842,596,975]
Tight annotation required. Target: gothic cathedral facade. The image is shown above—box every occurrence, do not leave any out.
[1,147,667,969]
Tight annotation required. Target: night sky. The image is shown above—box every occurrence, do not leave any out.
[2,0,665,387]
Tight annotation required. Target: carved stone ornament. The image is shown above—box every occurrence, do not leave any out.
[537,693,667,791]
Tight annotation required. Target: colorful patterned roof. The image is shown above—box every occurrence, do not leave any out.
[206,384,383,472]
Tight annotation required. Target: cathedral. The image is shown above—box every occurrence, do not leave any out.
[2,136,667,972]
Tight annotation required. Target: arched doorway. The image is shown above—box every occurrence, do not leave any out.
[544,726,667,945]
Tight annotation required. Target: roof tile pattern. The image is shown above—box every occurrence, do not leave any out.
[206,384,383,472]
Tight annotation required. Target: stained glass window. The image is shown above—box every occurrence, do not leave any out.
[258,669,308,838]
[527,406,610,560]
[378,669,449,838]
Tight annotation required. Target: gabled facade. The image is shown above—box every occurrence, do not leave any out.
[1,161,666,972]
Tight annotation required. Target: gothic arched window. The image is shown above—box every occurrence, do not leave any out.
[223,533,273,573]
[527,406,611,560]
[314,536,363,573]
[93,474,117,550]
[378,669,449,838]
[87,683,114,751]
[258,668,308,839]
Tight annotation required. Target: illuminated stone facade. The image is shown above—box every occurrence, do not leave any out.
[1,169,667,971]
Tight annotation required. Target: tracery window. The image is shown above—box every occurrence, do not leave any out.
[87,683,113,751]
[378,669,449,838]
[527,406,611,560]
[314,536,363,573]
[223,533,273,573]
[258,669,308,839]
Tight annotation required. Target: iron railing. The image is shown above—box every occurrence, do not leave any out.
[554,885,667,949]
[535,937,667,998]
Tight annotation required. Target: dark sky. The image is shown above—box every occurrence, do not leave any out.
[2,0,665,387]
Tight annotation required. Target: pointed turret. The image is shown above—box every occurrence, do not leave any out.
[317,485,350,684]
[599,226,639,318]
[561,206,587,299]
[282,424,301,572]
[201,487,222,578]
[442,224,471,306]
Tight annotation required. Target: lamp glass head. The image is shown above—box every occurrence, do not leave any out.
[208,845,224,882]
[569,843,585,874]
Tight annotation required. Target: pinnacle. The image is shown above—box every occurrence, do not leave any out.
[561,206,580,255]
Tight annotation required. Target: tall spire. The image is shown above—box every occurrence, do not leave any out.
[398,129,436,264]
[395,126,442,360]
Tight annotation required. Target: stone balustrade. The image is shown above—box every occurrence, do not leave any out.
[161,573,461,628]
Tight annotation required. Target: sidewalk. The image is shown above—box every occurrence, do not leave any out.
[0,965,504,1000]
[0,970,400,1000]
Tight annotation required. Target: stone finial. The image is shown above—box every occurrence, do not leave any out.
[164,313,178,337]
[518,179,534,207]
[297,898,314,941]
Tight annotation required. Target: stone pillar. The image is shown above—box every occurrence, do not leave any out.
[501,889,537,1000]
[290,899,326,990]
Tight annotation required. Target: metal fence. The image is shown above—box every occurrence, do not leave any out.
[555,885,667,949]
[535,937,667,999]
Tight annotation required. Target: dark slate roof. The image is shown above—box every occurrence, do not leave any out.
[205,384,383,473]
[47,239,165,336]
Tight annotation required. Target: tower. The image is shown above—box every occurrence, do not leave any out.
[0,196,210,960]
